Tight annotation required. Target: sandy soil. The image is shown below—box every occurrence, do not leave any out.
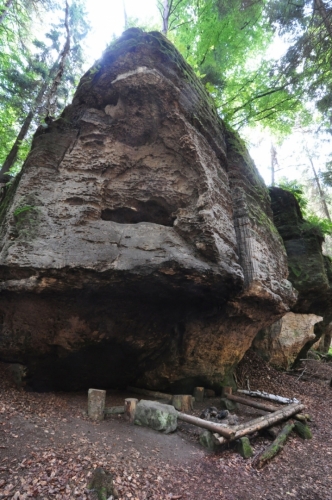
[0,352,331,500]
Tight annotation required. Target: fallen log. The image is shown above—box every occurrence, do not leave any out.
[177,412,235,440]
[237,390,300,405]
[226,394,278,412]
[254,422,295,469]
[127,386,172,402]
[104,406,124,415]
[214,402,305,444]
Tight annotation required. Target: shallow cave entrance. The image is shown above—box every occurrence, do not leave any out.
[101,199,175,227]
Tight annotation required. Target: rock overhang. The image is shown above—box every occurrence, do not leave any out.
[0,29,296,390]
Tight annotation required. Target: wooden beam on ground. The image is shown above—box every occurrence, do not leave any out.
[253,422,295,469]
[226,394,278,412]
[237,390,300,404]
[177,412,235,440]
[214,402,305,444]
[104,406,124,415]
[127,386,172,402]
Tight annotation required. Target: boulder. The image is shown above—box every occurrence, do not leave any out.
[253,312,323,369]
[0,29,296,391]
[134,400,177,433]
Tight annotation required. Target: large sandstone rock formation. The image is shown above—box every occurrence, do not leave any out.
[253,312,323,369]
[269,187,332,361]
[0,29,296,390]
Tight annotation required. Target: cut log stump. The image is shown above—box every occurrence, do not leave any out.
[124,398,138,423]
[254,422,295,469]
[172,395,194,412]
[193,387,204,402]
[88,389,106,421]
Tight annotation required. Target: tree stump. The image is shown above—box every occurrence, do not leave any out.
[172,395,194,412]
[88,389,106,421]
[193,387,204,402]
[124,398,138,423]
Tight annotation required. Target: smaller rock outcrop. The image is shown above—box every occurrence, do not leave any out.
[253,312,323,369]
[269,187,332,361]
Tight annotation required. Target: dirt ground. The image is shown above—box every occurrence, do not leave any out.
[0,352,332,500]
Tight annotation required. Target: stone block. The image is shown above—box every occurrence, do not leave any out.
[235,437,253,459]
[88,388,106,421]
[199,430,221,451]
[220,397,238,411]
[134,400,177,433]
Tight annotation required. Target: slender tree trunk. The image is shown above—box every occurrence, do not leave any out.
[123,0,128,29]
[45,0,70,117]
[162,0,170,34]
[270,143,279,186]
[0,1,71,175]
[314,0,332,40]
[0,80,50,176]
[0,0,14,25]
[308,155,331,221]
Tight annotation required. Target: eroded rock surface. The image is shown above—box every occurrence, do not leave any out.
[253,312,323,369]
[0,29,296,390]
[269,187,332,361]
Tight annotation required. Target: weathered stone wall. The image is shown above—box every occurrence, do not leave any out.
[268,187,332,361]
[253,312,323,369]
[0,30,296,390]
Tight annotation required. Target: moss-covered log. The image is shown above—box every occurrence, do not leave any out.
[254,423,295,469]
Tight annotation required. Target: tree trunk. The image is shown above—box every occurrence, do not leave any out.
[44,0,71,117]
[308,154,331,221]
[123,0,128,29]
[314,0,332,40]
[162,0,170,34]
[0,0,13,25]
[254,422,295,469]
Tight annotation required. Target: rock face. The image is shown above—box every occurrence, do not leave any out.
[0,29,296,390]
[269,187,332,361]
[253,312,323,369]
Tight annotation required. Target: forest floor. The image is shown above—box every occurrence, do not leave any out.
[0,352,332,500]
